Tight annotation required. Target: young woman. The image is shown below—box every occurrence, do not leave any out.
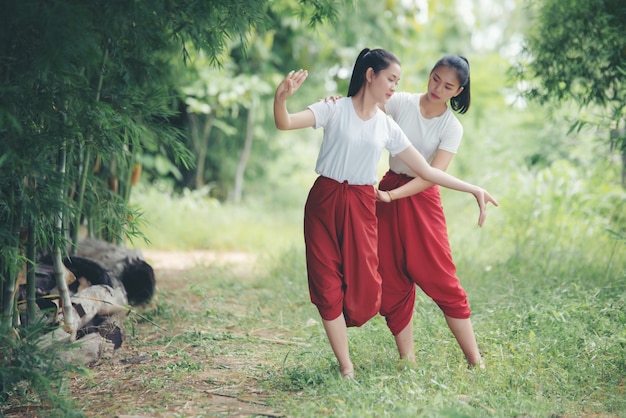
[375,55,486,367]
[273,49,497,379]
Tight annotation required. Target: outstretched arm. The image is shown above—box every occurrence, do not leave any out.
[382,150,455,200]
[395,146,498,227]
[274,69,316,130]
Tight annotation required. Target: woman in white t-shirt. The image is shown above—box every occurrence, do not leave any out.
[273,49,497,379]
[376,55,485,368]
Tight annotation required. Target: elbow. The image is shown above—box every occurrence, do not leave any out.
[275,117,293,131]
[273,112,288,130]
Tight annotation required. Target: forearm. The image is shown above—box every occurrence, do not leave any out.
[398,147,478,196]
[387,177,433,200]
[274,69,309,130]
[426,167,480,195]
[273,97,290,130]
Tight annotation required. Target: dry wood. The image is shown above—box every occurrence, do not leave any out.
[57,284,128,332]
[60,333,115,366]
[76,238,144,277]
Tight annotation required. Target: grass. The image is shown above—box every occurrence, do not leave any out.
[115,163,626,416]
[56,239,624,417]
[3,155,625,417]
[128,181,306,253]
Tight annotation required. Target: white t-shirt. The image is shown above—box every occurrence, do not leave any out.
[385,92,462,177]
[308,97,411,185]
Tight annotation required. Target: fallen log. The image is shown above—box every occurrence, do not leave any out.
[58,284,128,328]
[75,238,155,306]
[17,239,157,364]
[38,328,115,366]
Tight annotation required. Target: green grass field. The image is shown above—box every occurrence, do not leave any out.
[4,159,623,417]
[121,176,626,417]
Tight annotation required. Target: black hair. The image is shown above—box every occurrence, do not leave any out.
[347,48,400,97]
[432,55,471,114]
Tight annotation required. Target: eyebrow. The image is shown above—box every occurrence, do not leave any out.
[433,72,458,88]
[385,70,400,81]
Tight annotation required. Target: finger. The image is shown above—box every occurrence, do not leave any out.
[295,68,308,79]
[477,197,487,227]
[485,191,499,207]
[478,202,487,227]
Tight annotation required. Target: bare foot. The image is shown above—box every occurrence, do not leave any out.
[400,353,416,364]
[340,368,355,380]
[468,358,486,370]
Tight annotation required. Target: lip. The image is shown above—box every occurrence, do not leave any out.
[431,92,440,100]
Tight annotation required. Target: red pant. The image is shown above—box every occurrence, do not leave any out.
[377,171,470,335]
[304,176,381,327]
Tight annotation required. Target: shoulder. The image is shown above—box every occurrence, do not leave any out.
[309,98,337,111]
[438,110,463,140]
[308,97,347,120]
[443,110,463,131]
[389,91,417,105]
[377,109,404,132]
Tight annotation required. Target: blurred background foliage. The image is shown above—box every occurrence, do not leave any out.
[0,0,624,311]
[1,0,624,415]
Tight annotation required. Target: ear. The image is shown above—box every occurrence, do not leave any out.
[453,86,464,98]
[365,67,375,83]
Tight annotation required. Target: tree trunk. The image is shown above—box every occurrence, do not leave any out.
[190,112,215,189]
[75,238,155,306]
[232,106,255,203]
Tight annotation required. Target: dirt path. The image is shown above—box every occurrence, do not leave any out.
[141,250,257,272]
[68,250,285,418]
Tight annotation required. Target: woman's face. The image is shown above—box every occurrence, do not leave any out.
[426,65,463,104]
[369,62,401,104]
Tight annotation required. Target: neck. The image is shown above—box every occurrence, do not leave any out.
[351,92,378,120]
[420,94,447,118]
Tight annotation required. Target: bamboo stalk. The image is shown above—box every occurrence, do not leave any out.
[54,144,77,336]
[72,48,108,252]
[26,216,37,323]
[1,183,20,328]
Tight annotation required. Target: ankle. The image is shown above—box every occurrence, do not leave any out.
[468,357,485,369]
[399,353,416,364]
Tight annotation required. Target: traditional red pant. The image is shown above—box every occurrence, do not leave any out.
[304,176,381,327]
[377,170,471,336]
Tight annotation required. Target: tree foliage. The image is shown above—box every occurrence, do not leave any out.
[514,0,626,183]
[0,0,348,329]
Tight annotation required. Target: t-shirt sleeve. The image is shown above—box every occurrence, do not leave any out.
[307,100,332,129]
[386,119,412,156]
[438,115,463,154]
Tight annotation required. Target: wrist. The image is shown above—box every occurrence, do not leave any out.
[386,190,393,201]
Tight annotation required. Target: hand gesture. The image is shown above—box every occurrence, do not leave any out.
[474,188,499,227]
[320,95,343,103]
[375,189,392,203]
[275,69,308,103]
